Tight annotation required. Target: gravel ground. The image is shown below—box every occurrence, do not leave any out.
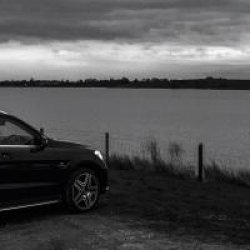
[0,209,238,250]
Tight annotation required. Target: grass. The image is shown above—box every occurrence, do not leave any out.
[109,154,250,187]
[109,154,193,179]
[109,139,250,187]
[105,140,250,246]
[204,162,250,186]
[110,155,250,186]
[103,168,250,246]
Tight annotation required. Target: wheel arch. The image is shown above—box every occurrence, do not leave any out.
[69,160,108,193]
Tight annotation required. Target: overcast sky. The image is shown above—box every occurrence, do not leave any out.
[0,0,250,80]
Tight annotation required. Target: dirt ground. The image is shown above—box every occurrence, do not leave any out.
[0,169,250,250]
[0,207,239,250]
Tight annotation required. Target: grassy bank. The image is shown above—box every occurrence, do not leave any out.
[109,154,250,187]
[103,146,250,246]
[109,139,250,187]
[104,167,250,246]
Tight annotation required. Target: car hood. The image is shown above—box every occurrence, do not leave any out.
[48,138,93,150]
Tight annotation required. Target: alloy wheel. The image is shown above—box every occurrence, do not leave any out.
[72,172,99,211]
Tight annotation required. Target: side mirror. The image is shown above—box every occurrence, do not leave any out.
[40,135,48,149]
[32,128,48,152]
[40,128,48,149]
[40,127,45,136]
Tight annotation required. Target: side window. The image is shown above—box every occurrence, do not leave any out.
[0,118,35,145]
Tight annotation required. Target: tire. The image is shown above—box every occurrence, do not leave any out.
[63,168,100,213]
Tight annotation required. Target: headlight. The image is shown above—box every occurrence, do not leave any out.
[94,150,104,161]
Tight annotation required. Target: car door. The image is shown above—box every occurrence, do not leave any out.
[0,116,67,204]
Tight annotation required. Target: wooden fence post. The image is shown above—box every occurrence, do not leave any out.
[105,132,110,165]
[198,143,204,182]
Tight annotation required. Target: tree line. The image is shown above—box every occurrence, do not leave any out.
[1,77,250,89]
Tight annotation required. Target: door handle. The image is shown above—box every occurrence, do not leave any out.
[1,153,12,160]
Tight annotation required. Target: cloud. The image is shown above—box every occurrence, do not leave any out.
[1,0,250,79]
[0,0,249,46]
[1,40,250,80]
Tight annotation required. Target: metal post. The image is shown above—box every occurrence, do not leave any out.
[105,132,110,165]
[198,143,203,182]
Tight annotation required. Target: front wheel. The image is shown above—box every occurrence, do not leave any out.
[64,168,100,212]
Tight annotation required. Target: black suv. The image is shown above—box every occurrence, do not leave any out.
[0,111,108,212]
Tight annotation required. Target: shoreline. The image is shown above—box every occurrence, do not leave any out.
[1,78,250,90]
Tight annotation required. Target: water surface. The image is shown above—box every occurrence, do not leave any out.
[1,88,250,168]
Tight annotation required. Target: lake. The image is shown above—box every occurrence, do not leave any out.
[0,88,250,169]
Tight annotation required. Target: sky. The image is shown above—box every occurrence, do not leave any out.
[0,0,250,80]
